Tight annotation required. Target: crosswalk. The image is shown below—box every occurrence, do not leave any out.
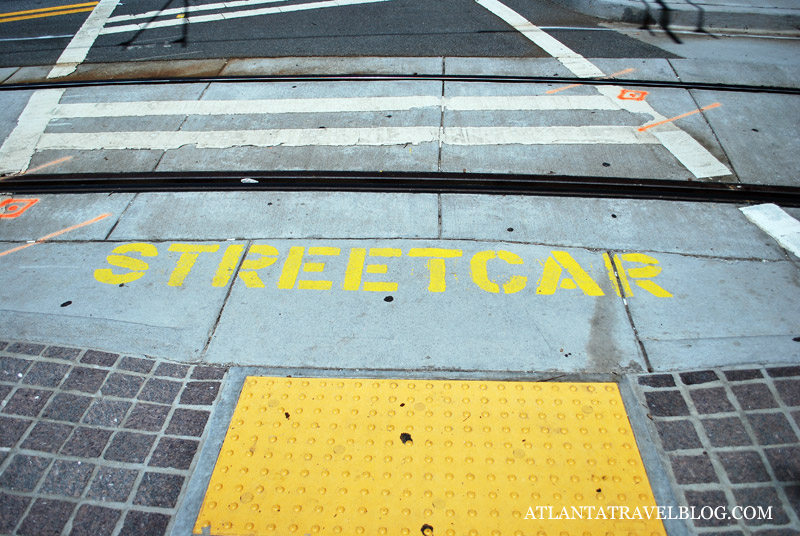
[0,79,730,178]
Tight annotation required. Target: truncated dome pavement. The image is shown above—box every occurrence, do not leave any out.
[194,377,665,536]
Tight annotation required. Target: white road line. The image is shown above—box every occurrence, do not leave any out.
[0,89,64,175]
[53,95,619,117]
[100,0,392,35]
[35,126,659,150]
[105,0,289,23]
[474,0,731,179]
[740,204,800,258]
[48,0,120,78]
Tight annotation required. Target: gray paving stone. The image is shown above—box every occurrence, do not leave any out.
[133,472,184,508]
[2,388,53,417]
[138,378,181,404]
[17,498,75,536]
[118,356,155,374]
[732,383,779,410]
[767,366,800,378]
[731,487,790,526]
[717,451,771,484]
[179,381,221,406]
[680,370,719,385]
[0,454,51,492]
[6,342,45,356]
[101,372,145,398]
[746,413,798,445]
[190,365,227,380]
[724,369,764,382]
[149,438,198,470]
[42,393,93,422]
[60,427,113,459]
[690,387,736,414]
[40,460,94,498]
[644,390,690,417]
[670,453,719,484]
[637,374,675,388]
[61,367,109,394]
[123,403,170,432]
[41,345,82,360]
[655,420,702,451]
[775,379,800,407]
[80,349,120,367]
[119,510,170,536]
[86,467,138,503]
[0,355,32,381]
[21,361,70,388]
[764,446,800,481]
[165,408,210,437]
[83,399,131,427]
[69,504,122,536]
[0,492,30,533]
[0,416,30,448]
[153,362,189,379]
[702,417,753,447]
[683,489,737,528]
[21,422,73,453]
[104,432,155,464]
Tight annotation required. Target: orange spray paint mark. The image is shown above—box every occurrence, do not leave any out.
[0,213,111,258]
[639,102,722,132]
[618,89,648,101]
[0,198,39,219]
[546,68,635,95]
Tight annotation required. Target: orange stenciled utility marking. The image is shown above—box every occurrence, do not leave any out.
[0,198,39,219]
[546,68,635,95]
[0,213,111,258]
[618,89,648,101]
[639,102,722,132]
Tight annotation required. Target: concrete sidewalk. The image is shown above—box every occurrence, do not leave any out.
[550,0,800,34]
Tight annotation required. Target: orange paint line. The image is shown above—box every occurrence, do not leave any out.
[0,213,111,258]
[638,102,721,132]
[546,68,636,95]
[20,156,74,175]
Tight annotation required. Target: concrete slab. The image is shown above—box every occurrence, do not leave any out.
[204,240,645,373]
[5,66,51,85]
[0,242,239,359]
[59,83,209,103]
[0,67,18,84]
[443,57,573,77]
[72,59,227,81]
[26,149,164,174]
[108,192,439,240]
[221,57,443,76]
[440,143,691,178]
[201,80,443,101]
[627,254,800,369]
[440,195,787,259]
[670,59,800,88]
[591,58,680,83]
[689,90,800,186]
[154,143,440,172]
[0,194,133,242]
[0,90,34,146]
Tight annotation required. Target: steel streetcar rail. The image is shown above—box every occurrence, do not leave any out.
[1,73,799,95]
[3,171,800,206]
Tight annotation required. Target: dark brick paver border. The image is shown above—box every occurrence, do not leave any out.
[0,340,227,536]
[634,365,800,534]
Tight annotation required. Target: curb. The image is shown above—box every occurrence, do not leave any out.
[550,0,800,34]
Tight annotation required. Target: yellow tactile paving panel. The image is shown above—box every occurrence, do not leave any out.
[195,378,666,536]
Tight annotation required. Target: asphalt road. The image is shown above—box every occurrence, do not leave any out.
[0,0,676,67]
